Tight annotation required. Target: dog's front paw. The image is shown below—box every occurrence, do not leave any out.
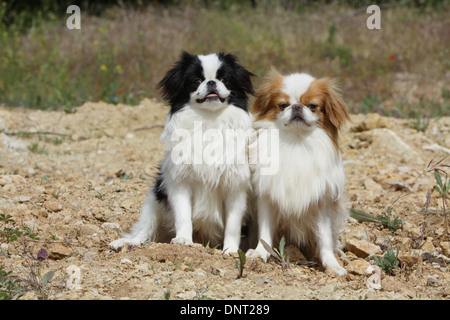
[170,237,194,246]
[246,248,270,262]
[325,265,347,277]
[223,246,239,256]
[108,238,141,251]
[322,256,347,276]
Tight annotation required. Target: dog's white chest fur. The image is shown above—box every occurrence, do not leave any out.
[253,127,345,216]
[162,105,252,189]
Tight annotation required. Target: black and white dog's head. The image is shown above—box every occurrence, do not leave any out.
[157,51,254,115]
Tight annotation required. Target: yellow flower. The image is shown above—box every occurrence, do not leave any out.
[93,40,99,46]
[115,65,123,74]
[100,64,108,72]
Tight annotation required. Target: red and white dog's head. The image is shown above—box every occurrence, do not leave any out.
[252,69,349,148]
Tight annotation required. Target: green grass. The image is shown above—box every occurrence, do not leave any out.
[0,2,448,117]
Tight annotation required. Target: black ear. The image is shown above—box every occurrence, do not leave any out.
[156,50,197,104]
[218,53,255,111]
[221,53,255,96]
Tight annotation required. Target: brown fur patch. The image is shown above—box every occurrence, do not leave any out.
[252,69,289,122]
[300,78,350,149]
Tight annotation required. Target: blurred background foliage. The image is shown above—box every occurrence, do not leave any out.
[0,0,448,117]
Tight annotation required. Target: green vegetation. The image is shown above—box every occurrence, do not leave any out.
[373,248,399,274]
[377,207,403,233]
[0,213,58,299]
[431,168,449,235]
[261,236,291,271]
[0,1,448,118]
[0,268,24,300]
[236,249,246,278]
[350,208,403,233]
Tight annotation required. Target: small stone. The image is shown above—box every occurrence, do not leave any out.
[14,195,32,203]
[344,224,371,241]
[120,258,133,265]
[364,289,378,300]
[0,175,26,186]
[441,241,449,256]
[347,259,371,275]
[0,243,9,254]
[364,178,384,200]
[398,254,421,268]
[366,265,383,290]
[399,237,413,252]
[79,224,100,236]
[421,240,435,252]
[403,221,422,238]
[48,244,72,260]
[44,201,63,212]
[176,290,197,299]
[425,275,439,286]
[101,222,122,233]
[347,239,381,258]
[211,268,220,276]
[20,291,39,300]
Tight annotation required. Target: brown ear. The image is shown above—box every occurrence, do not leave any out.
[321,77,350,129]
[252,68,283,121]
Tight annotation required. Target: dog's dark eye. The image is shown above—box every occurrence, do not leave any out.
[194,79,203,85]
[279,103,289,110]
[308,104,318,111]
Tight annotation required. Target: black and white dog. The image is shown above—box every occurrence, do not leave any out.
[109,51,254,253]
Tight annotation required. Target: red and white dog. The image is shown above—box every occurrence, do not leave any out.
[247,69,350,276]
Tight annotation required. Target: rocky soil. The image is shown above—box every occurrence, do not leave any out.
[0,99,449,300]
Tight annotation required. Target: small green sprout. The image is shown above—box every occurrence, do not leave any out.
[236,249,246,279]
[261,236,290,271]
[373,248,399,274]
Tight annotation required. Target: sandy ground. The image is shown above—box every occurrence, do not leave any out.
[0,99,449,300]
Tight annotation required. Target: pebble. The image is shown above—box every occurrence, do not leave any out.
[176,290,197,299]
[48,243,72,260]
[346,239,381,258]
[44,201,63,212]
[366,265,383,290]
[346,259,371,275]
[398,254,421,268]
[120,258,133,265]
[101,222,122,233]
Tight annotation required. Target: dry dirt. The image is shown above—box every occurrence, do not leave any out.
[0,99,449,300]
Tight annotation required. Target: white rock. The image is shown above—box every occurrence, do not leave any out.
[120,258,133,265]
[101,222,122,233]
[176,290,197,299]
[366,265,383,290]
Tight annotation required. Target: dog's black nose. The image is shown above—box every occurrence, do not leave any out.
[207,80,216,86]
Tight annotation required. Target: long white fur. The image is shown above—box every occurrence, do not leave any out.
[109,54,252,253]
[247,73,348,276]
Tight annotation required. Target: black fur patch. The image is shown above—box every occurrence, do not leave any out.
[153,168,168,205]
